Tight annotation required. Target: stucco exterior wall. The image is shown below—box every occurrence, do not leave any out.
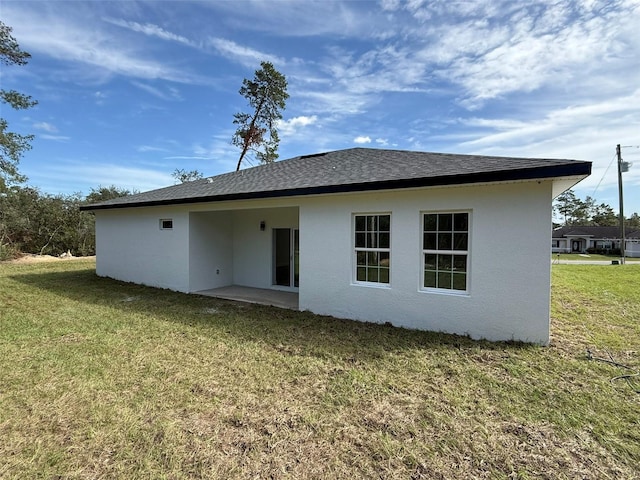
[95,206,190,291]
[189,211,233,292]
[232,207,299,289]
[627,241,640,258]
[95,180,554,344]
[298,181,554,344]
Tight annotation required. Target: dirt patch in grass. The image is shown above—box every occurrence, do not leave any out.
[4,253,96,264]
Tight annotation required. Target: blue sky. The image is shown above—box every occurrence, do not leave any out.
[3,0,640,215]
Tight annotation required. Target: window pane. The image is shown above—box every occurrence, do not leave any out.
[356,251,367,266]
[452,273,467,291]
[355,216,365,231]
[424,270,436,288]
[454,232,468,250]
[454,213,468,231]
[424,214,437,231]
[367,267,379,282]
[424,233,436,250]
[355,232,366,248]
[438,232,452,250]
[425,253,437,269]
[379,215,390,231]
[438,254,452,270]
[379,251,390,267]
[379,232,390,249]
[379,268,389,283]
[368,251,379,266]
[438,213,453,231]
[438,271,452,289]
[357,267,367,282]
[367,215,377,232]
[366,232,377,248]
[453,254,467,272]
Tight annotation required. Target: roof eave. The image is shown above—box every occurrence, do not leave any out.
[80,162,592,211]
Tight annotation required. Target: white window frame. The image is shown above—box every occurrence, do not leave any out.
[353,213,391,286]
[421,210,470,294]
[159,219,173,230]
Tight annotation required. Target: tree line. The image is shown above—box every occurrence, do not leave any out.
[553,189,640,228]
[0,186,133,260]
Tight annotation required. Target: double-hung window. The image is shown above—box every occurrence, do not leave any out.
[354,214,390,285]
[422,212,469,292]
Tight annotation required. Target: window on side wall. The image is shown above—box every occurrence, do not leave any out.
[422,212,469,293]
[354,213,390,285]
[160,219,173,230]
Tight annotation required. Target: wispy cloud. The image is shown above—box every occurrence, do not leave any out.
[2,4,204,85]
[40,134,70,142]
[137,145,169,153]
[33,122,58,133]
[207,38,283,67]
[25,161,174,195]
[104,18,195,47]
[131,81,182,101]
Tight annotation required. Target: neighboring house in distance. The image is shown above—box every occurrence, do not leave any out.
[81,148,591,345]
[552,225,640,257]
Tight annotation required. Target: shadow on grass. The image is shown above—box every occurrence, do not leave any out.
[9,265,535,360]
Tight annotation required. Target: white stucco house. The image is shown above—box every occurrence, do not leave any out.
[552,225,640,257]
[82,148,591,344]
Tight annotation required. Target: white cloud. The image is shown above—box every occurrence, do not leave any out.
[40,134,70,142]
[278,116,318,137]
[33,122,58,133]
[207,38,283,67]
[25,161,174,195]
[137,145,169,153]
[2,4,204,85]
[354,136,372,144]
[131,81,182,100]
[375,138,389,146]
[104,18,195,47]
[203,1,392,39]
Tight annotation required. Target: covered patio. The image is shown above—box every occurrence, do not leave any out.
[196,285,299,310]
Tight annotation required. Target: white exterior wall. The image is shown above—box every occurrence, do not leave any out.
[298,181,554,344]
[626,241,640,258]
[95,206,190,291]
[232,207,299,289]
[95,181,555,344]
[189,211,233,292]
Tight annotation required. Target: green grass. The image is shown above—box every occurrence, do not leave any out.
[552,252,640,262]
[1,259,639,479]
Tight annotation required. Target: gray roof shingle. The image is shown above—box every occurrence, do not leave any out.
[552,226,640,238]
[81,147,591,211]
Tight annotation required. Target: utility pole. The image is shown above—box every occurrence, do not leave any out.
[617,144,625,265]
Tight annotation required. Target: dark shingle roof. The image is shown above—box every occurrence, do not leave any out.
[81,147,591,211]
[552,226,640,239]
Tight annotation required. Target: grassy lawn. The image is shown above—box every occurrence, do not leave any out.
[1,260,639,479]
[552,253,640,262]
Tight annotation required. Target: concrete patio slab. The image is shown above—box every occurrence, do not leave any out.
[196,285,299,310]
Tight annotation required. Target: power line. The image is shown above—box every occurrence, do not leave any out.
[591,152,617,198]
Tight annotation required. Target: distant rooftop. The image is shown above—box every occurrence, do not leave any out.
[553,225,640,238]
[81,147,591,211]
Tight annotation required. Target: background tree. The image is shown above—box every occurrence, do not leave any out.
[85,185,134,204]
[172,168,203,184]
[554,190,579,225]
[232,61,288,171]
[553,189,635,227]
[0,21,37,188]
[0,185,132,260]
[591,203,618,226]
